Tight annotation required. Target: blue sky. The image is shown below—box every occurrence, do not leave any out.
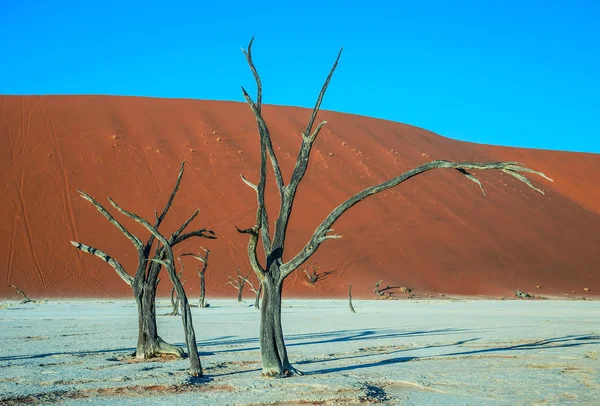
[1,1,598,153]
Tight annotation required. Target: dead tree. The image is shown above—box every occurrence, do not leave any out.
[71,161,215,376]
[240,274,263,309]
[182,248,210,308]
[302,263,337,285]
[227,269,252,302]
[235,37,552,377]
[168,258,187,316]
[8,285,33,304]
[374,280,400,297]
[348,284,356,313]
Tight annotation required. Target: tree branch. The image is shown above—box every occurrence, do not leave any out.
[281,160,552,278]
[239,274,261,294]
[70,241,134,286]
[241,37,285,198]
[144,161,186,258]
[76,190,145,284]
[182,248,210,275]
[235,226,265,278]
[271,48,343,249]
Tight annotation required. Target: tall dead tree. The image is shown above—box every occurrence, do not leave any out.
[227,269,252,302]
[302,263,337,285]
[236,37,553,377]
[71,161,215,376]
[168,258,186,316]
[182,248,210,308]
[240,274,263,309]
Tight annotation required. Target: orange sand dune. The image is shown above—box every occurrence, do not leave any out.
[1,95,598,299]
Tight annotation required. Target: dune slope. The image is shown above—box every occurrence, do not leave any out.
[1,95,598,299]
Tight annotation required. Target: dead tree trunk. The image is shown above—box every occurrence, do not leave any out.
[113,201,203,376]
[227,269,251,302]
[8,285,33,304]
[349,284,356,313]
[240,274,262,309]
[70,161,215,374]
[169,259,186,316]
[236,37,553,377]
[183,248,210,308]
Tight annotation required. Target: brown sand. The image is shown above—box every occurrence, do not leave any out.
[1,95,598,299]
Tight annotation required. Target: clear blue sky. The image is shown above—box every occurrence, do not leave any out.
[1,1,598,153]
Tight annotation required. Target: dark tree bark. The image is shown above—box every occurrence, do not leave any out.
[182,248,210,308]
[236,37,553,377]
[168,259,186,316]
[349,284,356,313]
[302,263,337,285]
[71,161,215,373]
[8,285,33,304]
[226,269,251,302]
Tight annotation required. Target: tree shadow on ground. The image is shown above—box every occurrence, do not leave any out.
[306,333,600,375]
[189,327,471,354]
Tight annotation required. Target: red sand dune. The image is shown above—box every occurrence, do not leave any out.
[1,95,599,299]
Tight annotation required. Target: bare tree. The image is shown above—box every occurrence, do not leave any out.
[240,274,262,309]
[302,263,337,285]
[182,248,210,308]
[374,280,400,297]
[348,284,356,313]
[71,161,215,376]
[8,285,33,304]
[236,37,552,377]
[226,269,252,302]
[168,258,187,316]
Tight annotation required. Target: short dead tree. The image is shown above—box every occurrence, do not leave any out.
[348,284,357,313]
[168,258,187,316]
[240,274,263,309]
[182,248,210,308]
[71,161,215,376]
[302,263,337,286]
[236,37,552,377]
[226,269,252,302]
[374,280,400,298]
[8,285,34,304]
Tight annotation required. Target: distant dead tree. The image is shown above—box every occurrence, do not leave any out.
[8,285,33,304]
[182,248,210,308]
[348,284,356,313]
[226,269,252,302]
[374,280,400,297]
[240,274,263,309]
[71,161,215,376]
[168,258,187,316]
[236,37,552,377]
[302,263,337,285]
